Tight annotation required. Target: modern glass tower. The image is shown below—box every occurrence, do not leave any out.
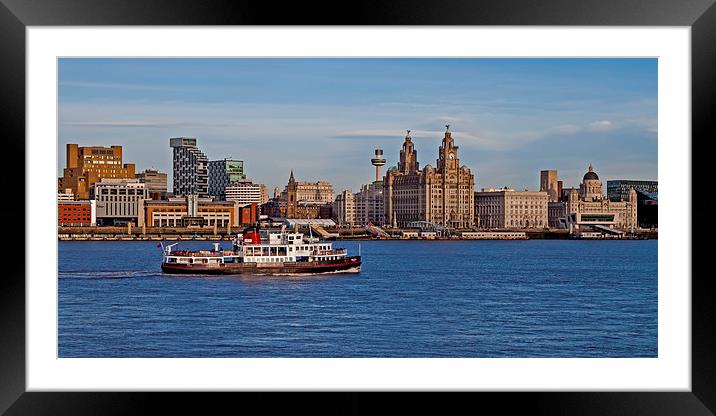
[208,159,246,200]
[170,137,209,198]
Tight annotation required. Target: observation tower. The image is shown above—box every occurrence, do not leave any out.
[371,148,386,182]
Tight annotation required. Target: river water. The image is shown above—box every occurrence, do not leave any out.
[58,239,657,357]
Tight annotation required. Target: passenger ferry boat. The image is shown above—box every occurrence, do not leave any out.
[160,225,361,275]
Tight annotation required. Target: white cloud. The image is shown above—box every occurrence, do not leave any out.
[589,120,614,130]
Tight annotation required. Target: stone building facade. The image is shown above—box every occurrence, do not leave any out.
[540,170,560,202]
[384,127,475,228]
[548,164,638,231]
[280,170,334,219]
[355,181,384,226]
[475,188,549,229]
[333,189,356,226]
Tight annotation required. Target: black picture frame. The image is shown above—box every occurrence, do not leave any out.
[1,0,712,414]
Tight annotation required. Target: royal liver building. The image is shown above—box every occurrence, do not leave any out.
[384,126,475,229]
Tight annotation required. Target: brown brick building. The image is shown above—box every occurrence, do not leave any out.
[59,144,136,200]
[58,200,95,226]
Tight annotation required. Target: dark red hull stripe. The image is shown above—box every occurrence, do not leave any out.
[161,259,361,275]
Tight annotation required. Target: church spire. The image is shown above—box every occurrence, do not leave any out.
[289,169,295,182]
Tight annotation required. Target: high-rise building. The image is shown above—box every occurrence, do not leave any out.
[540,170,559,202]
[333,189,356,226]
[136,169,168,197]
[170,137,208,198]
[208,159,246,199]
[384,127,475,228]
[354,148,385,226]
[59,144,136,200]
[475,188,548,229]
[355,181,384,226]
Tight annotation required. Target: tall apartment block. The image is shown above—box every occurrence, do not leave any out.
[539,170,559,202]
[59,144,136,200]
[208,159,246,200]
[170,137,208,198]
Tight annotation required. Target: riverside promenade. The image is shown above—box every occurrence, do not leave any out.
[57,226,657,241]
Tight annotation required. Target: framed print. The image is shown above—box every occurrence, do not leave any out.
[2,0,714,414]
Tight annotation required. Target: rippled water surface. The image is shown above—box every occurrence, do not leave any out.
[58,240,657,357]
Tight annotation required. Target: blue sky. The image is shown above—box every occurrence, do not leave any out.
[58,58,657,193]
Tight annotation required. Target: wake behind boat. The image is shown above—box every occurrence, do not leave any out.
[160,225,361,275]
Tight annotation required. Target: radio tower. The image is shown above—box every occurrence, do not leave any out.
[371,148,386,182]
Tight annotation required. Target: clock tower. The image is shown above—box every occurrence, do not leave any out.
[437,124,459,172]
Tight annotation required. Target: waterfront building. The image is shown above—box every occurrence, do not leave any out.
[540,170,560,202]
[475,188,548,229]
[225,180,265,206]
[355,181,384,226]
[143,196,239,227]
[333,189,356,226]
[208,159,246,199]
[58,188,75,202]
[170,137,208,198]
[279,170,334,218]
[384,127,475,228]
[58,200,96,226]
[92,178,148,226]
[136,169,168,198]
[59,144,136,200]
[607,180,658,202]
[549,164,638,231]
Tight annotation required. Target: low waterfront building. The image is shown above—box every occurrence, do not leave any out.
[475,188,548,229]
[607,179,657,202]
[58,200,96,226]
[142,196,239,228]
[333,189,356,226]
[92,178,148,226]
[59,143,136,200]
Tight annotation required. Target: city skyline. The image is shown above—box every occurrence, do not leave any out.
[59,58,658,192]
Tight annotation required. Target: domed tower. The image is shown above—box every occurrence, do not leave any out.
[398,130,419,173]
[371,148,386,182]
[579,163,603,200]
